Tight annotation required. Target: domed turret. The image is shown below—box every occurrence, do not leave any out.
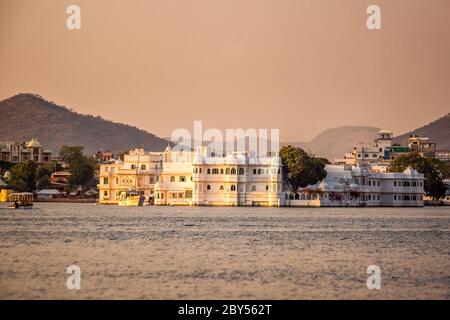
[26,138,42,148]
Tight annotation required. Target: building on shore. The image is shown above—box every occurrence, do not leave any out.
[154,146,283,206]
[285,164,424,207]
[0,138,52,166]
[98,146,424,207]
[97,148,163,204]
[334,130,447,166]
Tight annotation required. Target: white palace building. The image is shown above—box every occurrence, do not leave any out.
[98,146,425,207]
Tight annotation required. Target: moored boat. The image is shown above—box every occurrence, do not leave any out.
[118,190,145,206]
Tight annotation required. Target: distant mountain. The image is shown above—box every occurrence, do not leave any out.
[284,126,381,161]
[0,93,169,155]
[393,113,450,150]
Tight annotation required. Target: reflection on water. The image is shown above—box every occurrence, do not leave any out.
[0,203,449,299]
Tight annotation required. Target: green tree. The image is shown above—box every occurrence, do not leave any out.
[59,145,85,163]
[36,164,53,189]
[280,145,327,191]
[388,152,446,200]
[59,145,95,189]
[7,161,37,192]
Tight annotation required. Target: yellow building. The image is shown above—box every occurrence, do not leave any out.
[97,149,163,204]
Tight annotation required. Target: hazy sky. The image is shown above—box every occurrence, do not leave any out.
[1,0,449,142]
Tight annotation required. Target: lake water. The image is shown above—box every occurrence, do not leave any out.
[0,203,449,299]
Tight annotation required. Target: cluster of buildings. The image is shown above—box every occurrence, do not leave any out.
[2,133,444,207]
[334,130,450,166]
[98,146,284,206]
[0,138,52,167]
[98,140,426,207]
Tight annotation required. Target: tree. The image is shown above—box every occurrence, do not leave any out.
[36,164,53,189]
[388,152,446,200]
[7,161,37,192]
[59,145,85,163]
[59,145,95,189]
[280,145,327,191]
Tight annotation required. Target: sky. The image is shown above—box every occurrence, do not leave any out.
[1,0,449,142]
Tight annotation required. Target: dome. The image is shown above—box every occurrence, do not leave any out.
[349,183,360,190]
[26,138,42,148]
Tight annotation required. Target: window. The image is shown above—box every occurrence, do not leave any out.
[226,168,230,175]
[212,168,219,174]
[185,190,192,198]
[220,169,224,174]
[258,169,262,174]
[231,185,236,191]
[265,185,269,191]
[219,185,224,191]
[394,195,397,201]
[103,177,109,185]
[178,192,184,199]
[170,176,175,182]
[179,176,186,182]
[231,168,236,175]
[238,168,244,175]
[253,169,257,174]
[193,168,197,174]
[103,191,108,196]
[252,186,256,191]
[207,185,211,190]
[141,164,146,170]
[207,168,211,174]
[131,164,136,170]
[278,168,281,174]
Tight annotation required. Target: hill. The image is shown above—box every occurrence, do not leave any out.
[393,113,450,150]
[0,93,169,155]
[284,126,381,161]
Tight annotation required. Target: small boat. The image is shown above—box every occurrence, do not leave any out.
[118,190,145,206]
[8,192,34,209]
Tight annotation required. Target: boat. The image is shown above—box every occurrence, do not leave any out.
[8,192,34,209]
[118,190,145,206]
[117,149,146,206]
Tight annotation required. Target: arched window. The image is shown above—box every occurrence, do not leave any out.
[238,168,244,175]
[225,168,230,175]
[170,176,175,182]
[219,185,224,191]
[258,169,262,174]
[212,168,219,174]
[193,168,197,174]
[295,193,299,200]
[207,185,211,191]
[252,185,256,191]
[231,185,236,191]
[231,168,236,175]
[220,168,224,174]
[265,185,269,191]
[207,168,211,174]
